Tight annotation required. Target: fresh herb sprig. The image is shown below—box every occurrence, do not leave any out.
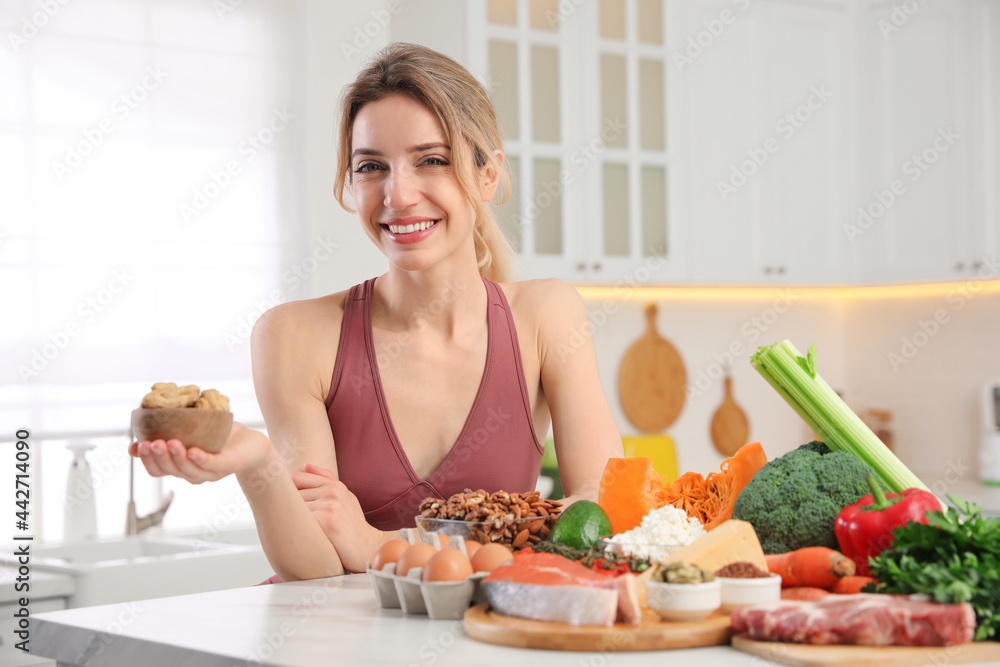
[869,495,1000,641]
[529,540,651,573]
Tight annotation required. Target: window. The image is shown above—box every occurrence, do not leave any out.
[0,0,305,541]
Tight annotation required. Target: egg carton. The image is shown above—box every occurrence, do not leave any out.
[367,528,489,620]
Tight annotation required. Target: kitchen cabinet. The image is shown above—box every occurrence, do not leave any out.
[467,0,686,285]
[0,565,72,656]
[676,0,852,284]
[856,0,995,284]
[461,0,995,285]
[0,597,65,649]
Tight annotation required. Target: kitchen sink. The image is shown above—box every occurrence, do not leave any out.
[23,536,215,565]
[162,525,263,547]
[0,535,272,608]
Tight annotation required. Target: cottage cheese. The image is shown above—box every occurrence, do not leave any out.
[604,505,706,562]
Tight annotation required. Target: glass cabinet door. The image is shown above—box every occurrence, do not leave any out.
[469,0,585,281]
[580,0,679,283]
[468,0,681,283]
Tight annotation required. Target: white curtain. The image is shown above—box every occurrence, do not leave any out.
[0,0,307,541]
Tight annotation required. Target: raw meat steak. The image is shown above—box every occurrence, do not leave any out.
[731,594,975,646]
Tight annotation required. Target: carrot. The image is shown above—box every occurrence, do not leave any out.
[781,587,831,601]
[765,547,856,589]
[660,442,768,530]
[830,575,879,595]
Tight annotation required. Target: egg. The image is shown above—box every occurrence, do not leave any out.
[464,540,482,560]
[396,543,437,577]
[470,543,514,573]
[421,549,473,582]
[371,539,410,572]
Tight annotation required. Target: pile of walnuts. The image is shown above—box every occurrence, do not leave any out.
[140,382,230,410]
[419,488,561,547]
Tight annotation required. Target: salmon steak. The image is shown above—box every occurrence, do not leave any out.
[481,551,641,627]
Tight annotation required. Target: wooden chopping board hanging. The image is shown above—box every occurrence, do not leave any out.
[710,373,750,456]
[618,303,687,433]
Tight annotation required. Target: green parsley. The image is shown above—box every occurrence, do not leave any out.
[869,495,1000,641]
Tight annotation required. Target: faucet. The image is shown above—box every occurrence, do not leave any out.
[126,454,174,536]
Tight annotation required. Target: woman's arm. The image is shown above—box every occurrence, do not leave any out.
[241,301,353,579]
[532,279,624,503]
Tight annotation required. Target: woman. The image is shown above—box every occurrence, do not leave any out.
[130,43,623,580]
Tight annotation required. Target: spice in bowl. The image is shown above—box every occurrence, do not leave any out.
[653,562,714,584]
[646,563,721,621]
[714,561,782,612]
[714,561,770,578]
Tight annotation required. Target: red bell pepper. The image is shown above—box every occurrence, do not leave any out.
[835,474,937,577]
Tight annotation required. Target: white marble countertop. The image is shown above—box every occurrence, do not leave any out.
[22,574,770,667]
[24,574,1000,667]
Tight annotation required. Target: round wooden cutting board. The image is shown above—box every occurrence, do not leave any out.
[710,375,750,456]
[464,604,732,652]
[618,303,687,433]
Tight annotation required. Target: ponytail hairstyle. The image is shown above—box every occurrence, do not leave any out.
[334,43,515,283]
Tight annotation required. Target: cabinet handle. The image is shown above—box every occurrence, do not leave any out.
[973,261,983,271]
[592,262,602,272]
[576,262,586,271]
[777,266,786,275]
[764,266,774,275]
[955,262,966,272]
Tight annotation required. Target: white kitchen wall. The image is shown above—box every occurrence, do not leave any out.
[300,0,391,298]
[578,283,1000,488]
[581,290,845,478]
[843,289,1000,484]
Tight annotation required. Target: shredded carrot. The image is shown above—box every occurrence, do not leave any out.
[660,443,766,530]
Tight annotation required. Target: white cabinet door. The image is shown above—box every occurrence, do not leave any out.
[967,0,1000,279]
[755,0,851,284]
[0,597,66,649]
[678,0,851,284]
[582,0,686,285]
[858,0,977,283]
[674,0,769,283]
[468,0,683,285]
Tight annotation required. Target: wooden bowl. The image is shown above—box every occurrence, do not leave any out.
[131,408,233,453]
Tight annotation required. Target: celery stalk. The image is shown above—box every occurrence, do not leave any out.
[751,340,936,501]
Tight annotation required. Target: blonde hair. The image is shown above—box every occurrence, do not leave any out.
[334,43,515,283]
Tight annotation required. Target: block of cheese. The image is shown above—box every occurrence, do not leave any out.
[662,520,767,574]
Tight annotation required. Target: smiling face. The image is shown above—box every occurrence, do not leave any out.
[349,94,498,274]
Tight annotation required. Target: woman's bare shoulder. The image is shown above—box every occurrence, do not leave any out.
[499,278,585,325]
[252,290,351,344]
[250,290,353,402]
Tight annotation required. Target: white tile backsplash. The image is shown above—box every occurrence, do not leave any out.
[585,286,1000,488]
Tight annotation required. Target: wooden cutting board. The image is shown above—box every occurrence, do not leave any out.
[464,604,732,651]
[710,375,750,456]
[618,303,687,433]
[732,635,1000,667]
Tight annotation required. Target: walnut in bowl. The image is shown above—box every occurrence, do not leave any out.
[131,383,232,453]
[416,489,560,548]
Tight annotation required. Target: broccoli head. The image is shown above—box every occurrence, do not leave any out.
[731,441,875,554]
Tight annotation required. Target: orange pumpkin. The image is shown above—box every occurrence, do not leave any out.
[599,442,768,534]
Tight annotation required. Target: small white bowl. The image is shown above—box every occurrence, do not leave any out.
[717,573,782,612]
[645,580,721,622]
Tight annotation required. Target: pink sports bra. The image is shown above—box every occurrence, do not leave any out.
[324,276,545,530]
